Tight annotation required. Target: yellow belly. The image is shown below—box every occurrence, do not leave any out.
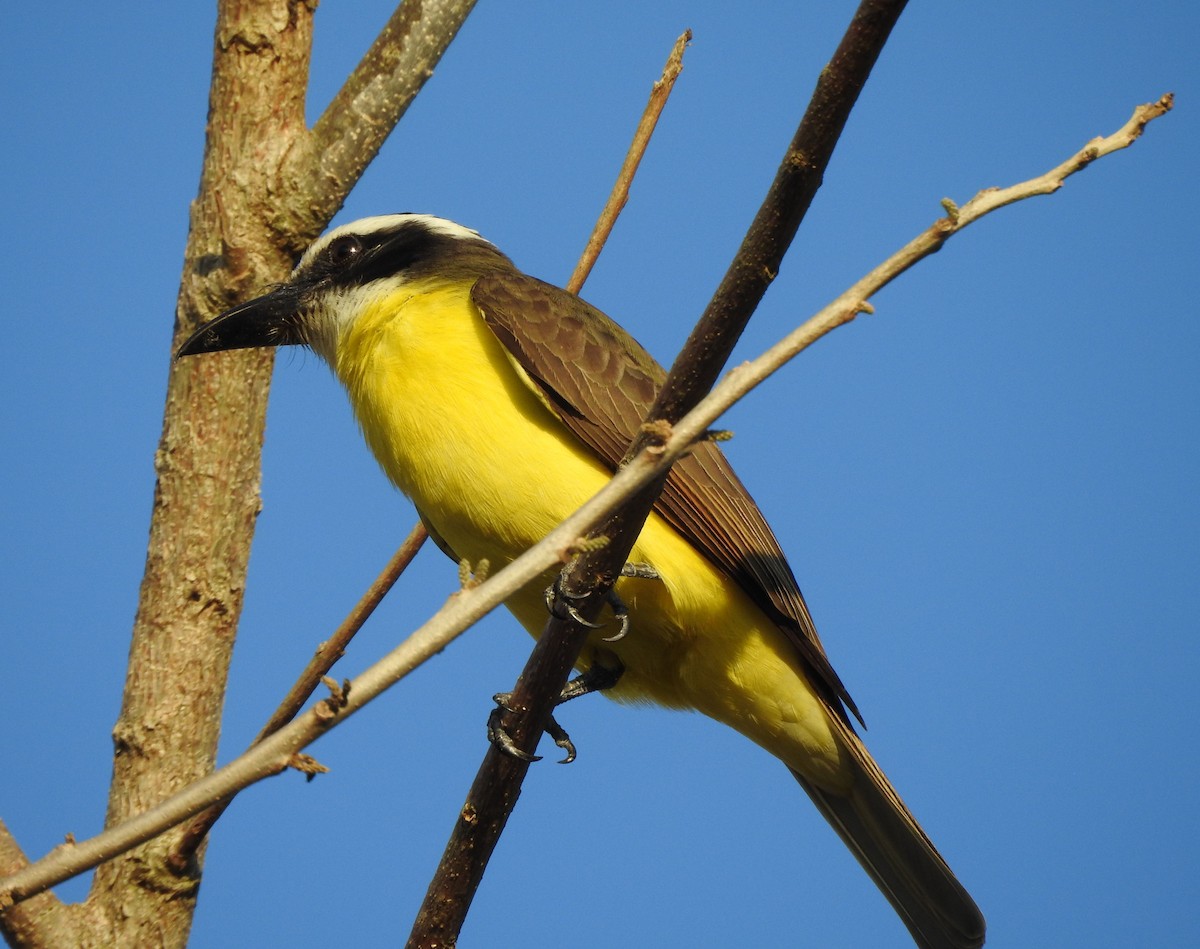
[333,281,845,789]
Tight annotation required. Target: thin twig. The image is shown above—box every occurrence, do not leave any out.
[264,524,429,735]
[699,93,1175,425]
[166,522,429,871]
[0,94,1170,912]
[566,30,692,295]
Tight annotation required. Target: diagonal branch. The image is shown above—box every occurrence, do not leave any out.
[0,90,1169,918]
[406,2,909,945]
[282,0,480,242]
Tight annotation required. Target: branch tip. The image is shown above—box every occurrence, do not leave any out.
[321,676,352,711]
[458,558,490,589]
[289,754,330,782]
[566,535,610,558]
[566,30,691,293]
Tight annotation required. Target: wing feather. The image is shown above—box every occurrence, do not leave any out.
[473,271,860,724]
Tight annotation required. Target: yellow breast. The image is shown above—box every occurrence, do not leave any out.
[334,280,616,561]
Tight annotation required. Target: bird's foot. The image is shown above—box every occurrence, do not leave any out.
[489,660,624,765]
[542,562,660,642]
[488,694,577,764]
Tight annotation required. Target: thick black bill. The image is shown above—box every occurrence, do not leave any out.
[176,284,306,358]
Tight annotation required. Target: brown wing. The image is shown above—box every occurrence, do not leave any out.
[472,270,861,725]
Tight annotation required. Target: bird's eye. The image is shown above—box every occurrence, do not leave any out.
[326,234,364,268]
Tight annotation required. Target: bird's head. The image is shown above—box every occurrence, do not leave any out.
[177,214,511,364]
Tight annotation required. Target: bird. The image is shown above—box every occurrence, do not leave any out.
[178,213,985,948]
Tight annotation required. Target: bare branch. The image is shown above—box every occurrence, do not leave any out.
[690,93,1174,437]
[259,523,430,737]
[86,3,321,941]
[283,0,480,241]
[34,2,481,945]
[0,92,1169,915]
[405,4,910,943]
[566,29,692,295]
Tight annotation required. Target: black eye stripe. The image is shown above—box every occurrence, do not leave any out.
[295,218,515,294]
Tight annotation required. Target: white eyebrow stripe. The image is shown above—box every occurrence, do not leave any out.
[297,214,494,271]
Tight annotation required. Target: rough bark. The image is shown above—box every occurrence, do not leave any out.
[88,4,316,945]
[1,1,478,945]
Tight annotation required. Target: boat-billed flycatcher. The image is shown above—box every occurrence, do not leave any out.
[179,214,985,948]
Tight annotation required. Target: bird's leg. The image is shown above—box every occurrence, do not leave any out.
[490,659,625,764]
[558,657,624,703]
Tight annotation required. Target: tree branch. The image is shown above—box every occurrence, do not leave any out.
[281,0,480,242]
[406,4,910,943]
[85,3,321,942]
[149,0,478,881]
[0,90,1169,921]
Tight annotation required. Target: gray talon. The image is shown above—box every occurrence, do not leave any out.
[602,590,631,643]
[484,663,624,765]
[487,693,541,762]
[565,602,604,629]
[544,580,603,628]
[545,716,577,764]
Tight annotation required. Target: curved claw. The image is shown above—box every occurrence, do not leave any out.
[564,601,604,629]
[602,611,630,643]
[487,694,542,762]
[545,715,577,764]
[603,562,658,641]
[543,582,604,628]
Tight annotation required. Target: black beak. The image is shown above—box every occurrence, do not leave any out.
[176,284,307,358]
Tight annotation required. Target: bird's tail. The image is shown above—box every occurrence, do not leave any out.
[791,717,986,949]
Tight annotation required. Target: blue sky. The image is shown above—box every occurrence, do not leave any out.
[3,3,1196,947]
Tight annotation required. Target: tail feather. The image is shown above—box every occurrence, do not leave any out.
[791,718,986,949]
